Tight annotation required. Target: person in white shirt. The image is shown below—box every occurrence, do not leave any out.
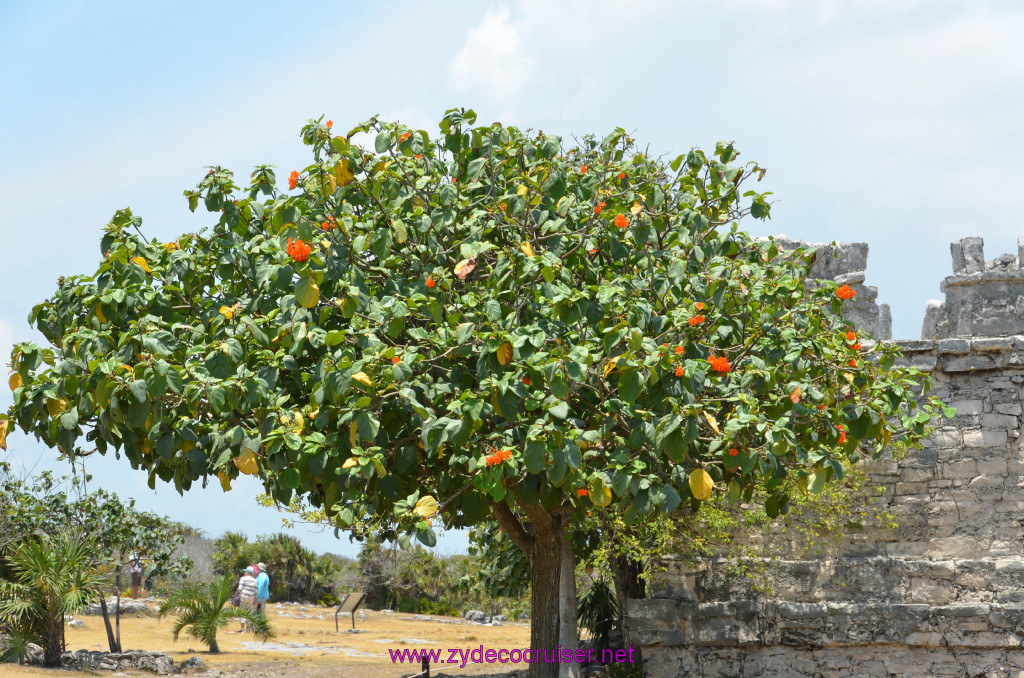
[235,566,258,632]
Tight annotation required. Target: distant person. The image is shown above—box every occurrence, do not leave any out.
[235,566,258,632]
[255,562,270,617]
[128,553,143,599]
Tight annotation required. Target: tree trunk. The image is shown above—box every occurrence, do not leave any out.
[43,616,62,667]
[524,505,561,678]
[557,518,580,678]
[114,571,122,652]
[99,596,118,653]
[209,635,220,653]
[611,554,645,663]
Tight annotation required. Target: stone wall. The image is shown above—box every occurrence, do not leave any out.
[627,238,1024,678]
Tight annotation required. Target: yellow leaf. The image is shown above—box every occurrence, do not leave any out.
[296,277,320,309]
[0,419,8,451]
[373,160,391,173]
[789,387,801,404]
[413,495,438,518]
[8,373,22,391]
[517,184,529,197]
[520,241,535,257]
[95,305,107,323]
[233,449,259,476]
[689,468,714,501]
[630,200,642,215]
[454,258,477,281]
[496,341,513,367]
[46,398,68,417]
[352,371,373,388]
[219,305,236,319]
[328,174,337,192]
[603,356,621,378]
[164,241,180,252]
[342,456,359,469]
[703,411,720,435]
[843,372,854,383]
[334,158,355,187]
[590,483,612,507]
[372,459,387,478]
[218,471,232,492]
[492,391,503,417]
[131,256,152,274]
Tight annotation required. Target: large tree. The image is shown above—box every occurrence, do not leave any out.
[3,110,945,678]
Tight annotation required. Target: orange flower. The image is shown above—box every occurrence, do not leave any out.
[391,356,401,364]
[522,376,531,386]
[614,214,629,228]
[674,346,684,355]
[452,177,458,184]
[836,285,856,301]
[580,165,587,174]
[588,248,598,255]
[618,172,626,180]
[853,342,862,350]
[689,315,705,326]
[674,367,684,377]
[286,238,311,262]
[288,170,299,190]
[576,488,588,497]
[425,277,436,289]
[326,120,333,129]
[728,448,739,457]
[847,359,858,367]
[818,405,826,410]
[695,302,705,310]
[707,355,731,374]
[845,331,856,341]
[320,217,336,231]
[500,203,507,211]
[594,202,606,215]
[415,154,422,159]
[399,132,411,142]
[836,424,846,445]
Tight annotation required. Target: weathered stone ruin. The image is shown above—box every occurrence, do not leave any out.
[627,237,1024,678]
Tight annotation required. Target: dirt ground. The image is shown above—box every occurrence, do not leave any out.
[0,601,532,678]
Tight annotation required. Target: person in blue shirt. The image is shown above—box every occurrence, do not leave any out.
[255,562,270,616]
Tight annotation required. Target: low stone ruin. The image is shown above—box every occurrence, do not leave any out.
[626,237,1024,678]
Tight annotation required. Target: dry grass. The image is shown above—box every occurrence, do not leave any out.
[0,602,531,677]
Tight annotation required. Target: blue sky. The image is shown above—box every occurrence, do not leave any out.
[2,0,1022,557]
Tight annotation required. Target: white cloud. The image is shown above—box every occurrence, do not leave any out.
[449,7,536,107]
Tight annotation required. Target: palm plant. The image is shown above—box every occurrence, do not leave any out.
[158,574,273,653]
[577,578,618,655]
[0,530,105,666]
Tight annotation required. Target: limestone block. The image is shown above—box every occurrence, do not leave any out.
[994,403,1022,416]
[943,460,978,479]
[938,338,972,354]
[921,301,944,339]
[981,414,1018,429]
[909,578,953,604]
[951,237,985,274]
[948,400,985,416]
[943,353,1005,372]
[977,459,1009,475]
[974,337,1013,352]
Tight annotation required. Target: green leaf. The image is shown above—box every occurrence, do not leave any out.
[129,379,149,403]
[548,400,569,420]
[619,370,642,402]
[525,440,547,474]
